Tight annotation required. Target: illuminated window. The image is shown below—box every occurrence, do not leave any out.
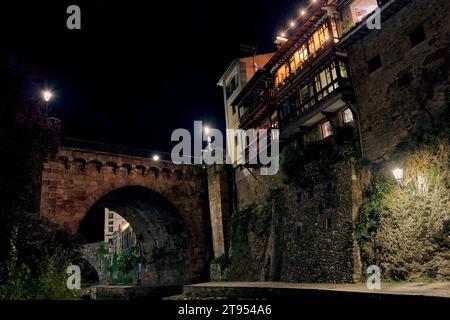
[315,66,337,101]
[289,56,297,73]
[299,85,310,104]
[275,63,290,87]
[308,35,317,55]
[342,108,354,123]
[339,61,349,78]
[330,17,339,42]
[321,121,333,139]
[349,0,379,23]
[297,45,308,67]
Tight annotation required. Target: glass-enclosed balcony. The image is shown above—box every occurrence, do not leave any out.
[232,69,274,130]
[274,16,340,91]
[277,56,355,137]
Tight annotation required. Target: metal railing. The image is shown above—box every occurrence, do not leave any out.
[62,138,203,164]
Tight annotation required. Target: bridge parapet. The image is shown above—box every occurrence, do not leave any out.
[40,145,212,284]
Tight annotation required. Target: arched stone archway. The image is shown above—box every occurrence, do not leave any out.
[40,147,213,285]
[81,186,191,286]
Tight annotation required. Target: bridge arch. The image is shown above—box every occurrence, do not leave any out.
[40,147,213,286]
[79,185,191,286]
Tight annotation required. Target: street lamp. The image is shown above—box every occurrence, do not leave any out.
[152,154,160,161]
[204,126,212,149]
[42,90,53,116]
[392,168,404,183]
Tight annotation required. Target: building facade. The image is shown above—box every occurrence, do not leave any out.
[104,208,129,243]
[218,0,450,282]
[218,53,275,165]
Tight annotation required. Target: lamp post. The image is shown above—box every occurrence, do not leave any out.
[204,126,211,149]
[42,90,53,116]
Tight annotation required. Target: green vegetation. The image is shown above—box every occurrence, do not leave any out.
[356,108,450,281]
[280,124,361,188]
[96,243,144,284]
[0,227,81,300]
[0,53,83,299]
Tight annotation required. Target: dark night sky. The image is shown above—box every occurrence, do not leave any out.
[1,0,304,152]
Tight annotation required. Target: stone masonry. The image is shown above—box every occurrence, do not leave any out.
[40,146,212,285]
[345,0,450,161]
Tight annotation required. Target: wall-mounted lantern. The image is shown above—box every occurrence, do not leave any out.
[392,168,404,183]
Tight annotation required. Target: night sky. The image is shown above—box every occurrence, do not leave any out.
[1,0,304,152]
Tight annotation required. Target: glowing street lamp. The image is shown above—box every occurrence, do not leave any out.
[152,154,160,161]
[204,125,213,149]
[392,168,404,183]
[42,89,53,116]
[42,90,53,102]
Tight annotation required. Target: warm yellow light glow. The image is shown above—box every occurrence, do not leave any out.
[301,10,306,15]
[392,168,404,182]
[120,222,130,231]
[42,90,53,102]
[152,154,160,161]
[290,21,296,27]
[276,35,288,42]
[280,32,286,38]
[204,126,210,135]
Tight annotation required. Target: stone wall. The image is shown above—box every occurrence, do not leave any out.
[232,161,362,283]
[207,164,233,258]
[346,0,450,161]
[82,242,109,284]
[280,160,362,283]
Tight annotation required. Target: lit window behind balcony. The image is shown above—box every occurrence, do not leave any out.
[342,108,354,124]
[350,0,379,23]
[341,0,379,34]
[321,121,333,139]
[274,17,340,89]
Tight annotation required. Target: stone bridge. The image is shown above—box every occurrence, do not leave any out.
[39,143,213,286]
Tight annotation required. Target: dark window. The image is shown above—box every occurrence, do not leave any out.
[325,218,332,230]
[108,212,114,219]
[368,55,382,73]
[296,226,302,238]
[108,220,113,225]
[395,72,412,89]
[108,226,113,233]
[409,25,426,47]
[226,75,239,99]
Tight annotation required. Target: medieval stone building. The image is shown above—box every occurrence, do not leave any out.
[216,0,450,282]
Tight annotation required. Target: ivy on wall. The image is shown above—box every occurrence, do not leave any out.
[356,106,450,281]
